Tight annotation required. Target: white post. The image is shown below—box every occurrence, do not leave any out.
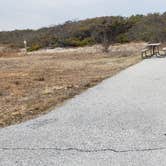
[24,40,27,54]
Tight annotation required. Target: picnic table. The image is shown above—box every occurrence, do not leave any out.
[147,43,161,56]
[141,43,161,59]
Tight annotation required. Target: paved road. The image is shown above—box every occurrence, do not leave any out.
[1,58,166,165]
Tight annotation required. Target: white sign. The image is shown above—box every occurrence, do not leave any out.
[24,40,27,45]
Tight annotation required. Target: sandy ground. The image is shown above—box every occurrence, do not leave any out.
[0,43,145,127]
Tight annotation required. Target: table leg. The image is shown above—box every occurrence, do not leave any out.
[151,48,153,56]
[153,46,155,55]
[156,46,160,57]
[158,46,160,55]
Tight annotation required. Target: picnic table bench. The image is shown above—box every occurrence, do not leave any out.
[141,48,149,58]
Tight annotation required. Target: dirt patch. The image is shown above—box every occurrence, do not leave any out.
[0,43,144,127]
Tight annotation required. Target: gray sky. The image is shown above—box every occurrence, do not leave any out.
[1,0,166,31]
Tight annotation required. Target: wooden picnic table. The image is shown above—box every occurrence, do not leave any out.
[147,43,161,56]
[141,43,161,59]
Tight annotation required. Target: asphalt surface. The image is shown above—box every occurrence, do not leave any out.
[1,58,166,165]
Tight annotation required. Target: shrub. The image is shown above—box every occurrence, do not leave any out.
[116,34,129,43]
[27,44,41,52]
[57,38,94,47]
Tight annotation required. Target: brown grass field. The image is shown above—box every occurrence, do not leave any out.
[0,43,145,127]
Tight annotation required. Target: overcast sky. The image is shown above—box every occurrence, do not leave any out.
[1,0,166,31]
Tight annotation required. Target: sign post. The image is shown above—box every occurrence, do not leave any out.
[24,40,27,54]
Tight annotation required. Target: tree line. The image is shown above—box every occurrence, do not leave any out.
[0,12,166,51]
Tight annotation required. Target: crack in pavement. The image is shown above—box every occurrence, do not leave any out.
[1,147,166,153]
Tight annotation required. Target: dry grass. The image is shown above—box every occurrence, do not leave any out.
[0,42,144,127]
[0,45,20,58]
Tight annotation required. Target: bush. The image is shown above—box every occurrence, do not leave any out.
[27,44,41,52]
[57,38,94,47]
[116,34,129,43]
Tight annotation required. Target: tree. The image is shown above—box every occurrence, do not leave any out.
[92,20,112,53]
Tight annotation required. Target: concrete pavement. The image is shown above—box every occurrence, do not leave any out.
[1,58,166,165]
